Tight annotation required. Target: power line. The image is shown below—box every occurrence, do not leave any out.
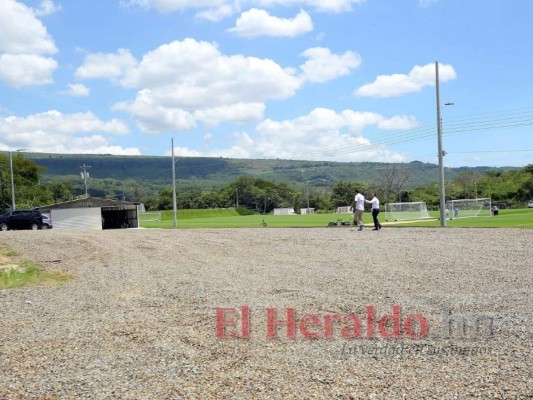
[169,105,533,167]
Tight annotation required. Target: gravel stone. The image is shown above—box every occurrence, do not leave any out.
[0,227,531,399]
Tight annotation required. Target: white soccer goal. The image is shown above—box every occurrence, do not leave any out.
[384,202,432,221]
[139,212,162,223]
[336,206,352,214]
[446,198,492,220]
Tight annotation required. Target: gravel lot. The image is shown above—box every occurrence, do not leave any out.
[0,227,531,399]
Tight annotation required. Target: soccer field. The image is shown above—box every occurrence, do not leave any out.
[140,208,533,229]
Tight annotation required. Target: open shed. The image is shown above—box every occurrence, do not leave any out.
[38,197,142,230]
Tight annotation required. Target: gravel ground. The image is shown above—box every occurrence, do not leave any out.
[0,227,531,399]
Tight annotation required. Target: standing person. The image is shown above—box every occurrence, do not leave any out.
[350,189,365,231]
[365,193,381,230]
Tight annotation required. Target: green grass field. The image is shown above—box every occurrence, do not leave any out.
[139,208,533,229]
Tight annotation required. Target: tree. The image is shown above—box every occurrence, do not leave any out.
[47,181,74,203]
[373,165,412,203]
[330,180,369,207]
[452,171,482,198]
[0,153,45,210]
[157,188,174,210]
[0,154,10,210]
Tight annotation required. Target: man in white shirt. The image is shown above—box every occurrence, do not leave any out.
[350,189,365,231]
[365,193,381,230]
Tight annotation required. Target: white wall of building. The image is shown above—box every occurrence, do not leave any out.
[50,208,102,230]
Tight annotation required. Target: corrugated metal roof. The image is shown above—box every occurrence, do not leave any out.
[38,197,138,210]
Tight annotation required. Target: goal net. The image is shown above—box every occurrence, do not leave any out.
[446,198,492,220]
[336,206,352,214]
[384,202,431,221]
[139,212,162,223]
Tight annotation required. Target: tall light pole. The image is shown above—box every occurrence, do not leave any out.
[435,61,447,227]
[171,138,178,228]
[9,149,26,210]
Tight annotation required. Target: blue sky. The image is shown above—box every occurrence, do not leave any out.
[0,0,532,167]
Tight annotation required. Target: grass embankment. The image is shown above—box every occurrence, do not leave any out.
[140,207,533,229]
[0,244,72,290]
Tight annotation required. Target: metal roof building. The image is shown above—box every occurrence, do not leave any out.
[38,197,142,230]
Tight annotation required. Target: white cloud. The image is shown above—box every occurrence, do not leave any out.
[0,110,137,154]
[195,4,236,21]
[228,9,313,38]
[299,47,361,83]
[75,49,138,80]
[355,62,457,98]
[0,54,57,87]
[0,0,58,87]
[33,0,62,16]
[170,146,203,157]
[67,83,90,97]
[194,103,266,126]
[120,0,365,15]
[173,108,414,162]
[119,0,225,13]
[378,115,420,130]
[1,110,129,135]
[113,91,197,134]
[111,38,301,133]
[0,0,58,54]
[253,0,365,13]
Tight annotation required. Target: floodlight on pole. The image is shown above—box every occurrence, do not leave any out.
[9,148,26,210]
[171,138,178,228]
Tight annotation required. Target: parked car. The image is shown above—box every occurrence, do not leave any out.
[41,215,53,229]
[0,210,43,231]
[0,211,9,231]
[528,201,533,208]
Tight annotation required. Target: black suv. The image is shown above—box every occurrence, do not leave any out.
[0,210,44,231]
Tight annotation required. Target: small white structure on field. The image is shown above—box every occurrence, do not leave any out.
[446,198,492,220]
[300,208,315,215]
[336,206,352,214]
[384,201,431,221]
[274,208,296,215]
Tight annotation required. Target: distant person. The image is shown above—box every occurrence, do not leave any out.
[365,193,382,230]
[491,205,499,216]
[350,189,365,231]
[454,207,459,218]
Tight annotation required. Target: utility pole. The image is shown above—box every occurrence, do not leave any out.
[235,188,239,208]
[80,164,92,197]
[9,149,26,210]
[436,61,446,227]
[9,151,15,210]
[171,138,178,228]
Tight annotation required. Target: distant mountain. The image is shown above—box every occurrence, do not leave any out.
[26,153,518,196]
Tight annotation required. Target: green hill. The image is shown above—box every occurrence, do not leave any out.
[25,152,517,197]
